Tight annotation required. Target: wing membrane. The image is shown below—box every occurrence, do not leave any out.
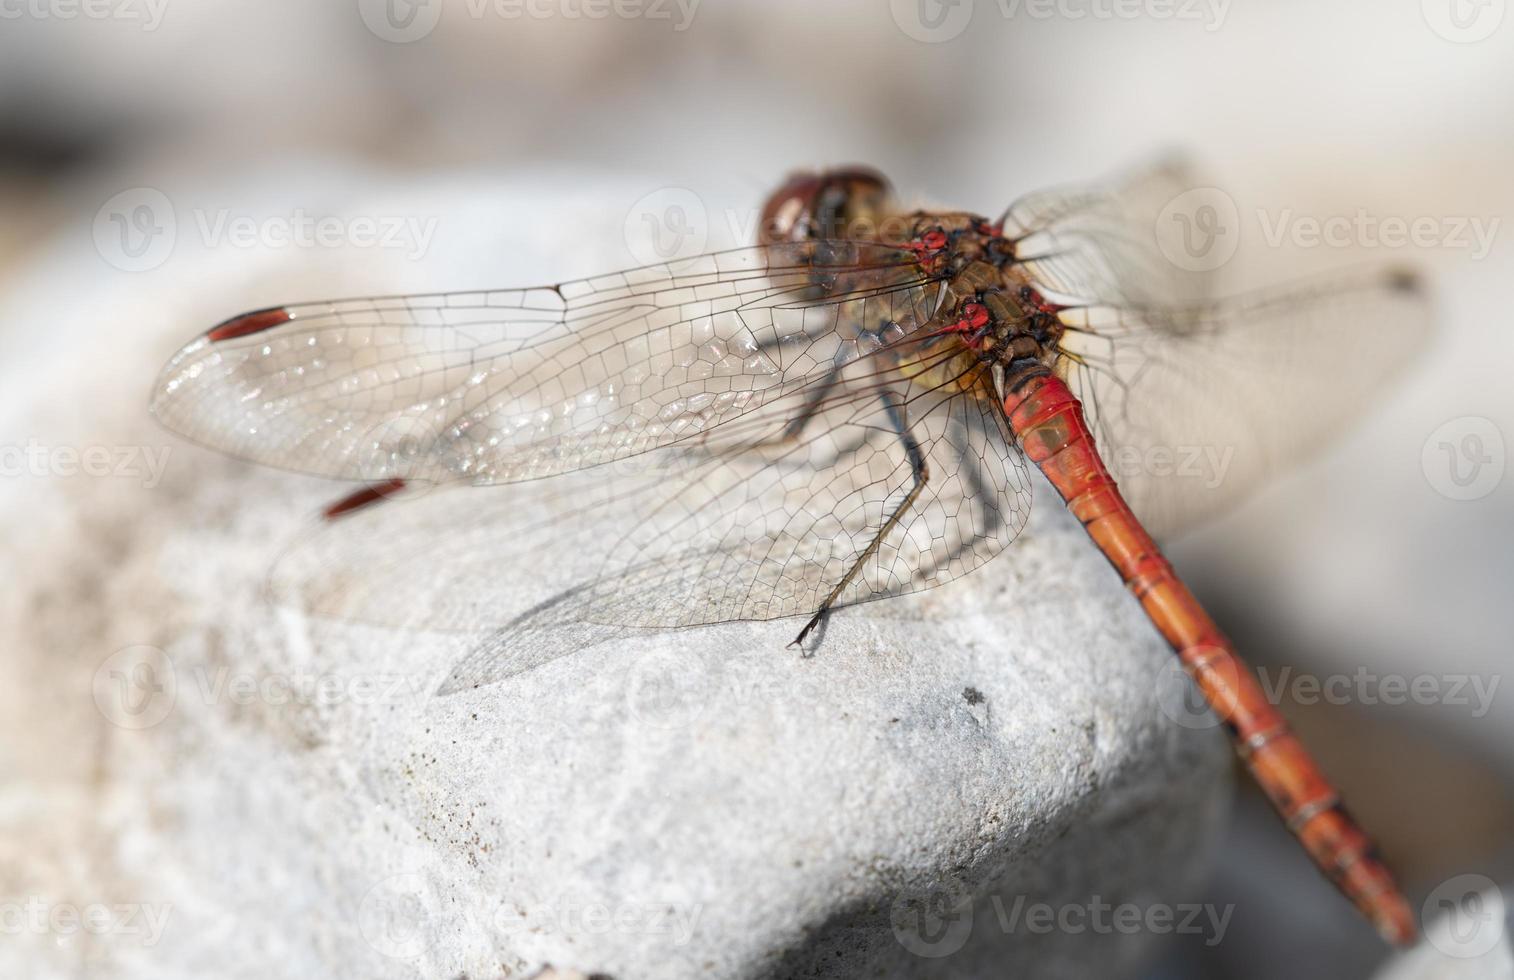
[998,160,1430,537]
[1001,158,1215,308]
[1056,268,1429,538]
[163,162,1431,688]
[151,242,941,485]
[267,344,1031,687]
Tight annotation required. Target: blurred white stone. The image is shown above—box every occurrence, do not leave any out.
[0,167,1231,979]
[1375,881,1514,980]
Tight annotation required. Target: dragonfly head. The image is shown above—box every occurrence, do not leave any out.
[758,166,892,244]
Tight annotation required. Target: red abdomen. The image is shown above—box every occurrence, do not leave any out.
[1003,370,1416,946]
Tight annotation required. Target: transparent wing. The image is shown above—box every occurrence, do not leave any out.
[999,157,1216,309]
[267,344,1031,687]
[999,160,1431,537]
[552,364,1028,628]
[150,242,942,485]
[1055,267,1429,538]
[440,364,1031,690]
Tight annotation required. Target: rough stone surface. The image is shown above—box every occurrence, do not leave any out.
[0,169,1232,979]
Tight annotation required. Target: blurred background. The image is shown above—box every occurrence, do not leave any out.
[1,0,1511,977]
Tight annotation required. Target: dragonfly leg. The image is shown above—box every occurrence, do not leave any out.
[773,364,841,445]
[753,319,901,448]
[929,414,1008,568]
[790,388,929,648]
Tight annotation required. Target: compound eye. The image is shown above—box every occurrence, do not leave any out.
[821,166,891,204]
[758,172,826,245]
[758,166,894,244]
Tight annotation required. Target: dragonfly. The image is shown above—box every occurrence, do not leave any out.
[151,163,1426,945]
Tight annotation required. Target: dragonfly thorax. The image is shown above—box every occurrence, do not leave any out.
[929,254,1068,376]
[759,168,1064,378]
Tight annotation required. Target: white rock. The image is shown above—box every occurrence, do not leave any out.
[1375,882,1514,980]
[0,166,1231,979]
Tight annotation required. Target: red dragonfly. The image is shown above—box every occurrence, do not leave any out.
[151,163,1425,945]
